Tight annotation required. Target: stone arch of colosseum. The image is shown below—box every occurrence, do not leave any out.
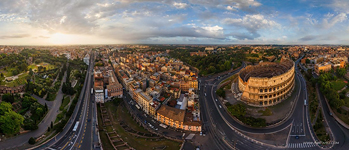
[238,58,295,107]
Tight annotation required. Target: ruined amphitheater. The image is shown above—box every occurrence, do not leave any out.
[238,58,295,107]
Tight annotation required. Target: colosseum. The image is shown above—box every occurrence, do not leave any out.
[238,58,295,107]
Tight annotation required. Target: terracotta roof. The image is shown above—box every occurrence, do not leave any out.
[157,105,185,123]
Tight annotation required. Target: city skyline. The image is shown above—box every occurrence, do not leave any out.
[1,0,349,45]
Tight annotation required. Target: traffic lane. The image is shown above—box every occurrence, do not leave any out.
[79,95,93,150]
[318,88,349,149]
[73,77,93,150]
[50,75,91,149]
[38,54,93,150]
[79,79,94,150]
[209,69,305,134]
[204,87,273,150]
[66,71,92,150]
[208,85,293,134]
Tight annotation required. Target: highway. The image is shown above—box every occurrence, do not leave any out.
[33,52,97,150]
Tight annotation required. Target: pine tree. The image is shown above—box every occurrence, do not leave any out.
[45,103,48,111]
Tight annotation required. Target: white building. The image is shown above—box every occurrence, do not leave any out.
[83,54,90,65]
[95,86,104,103]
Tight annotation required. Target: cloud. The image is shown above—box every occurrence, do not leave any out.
[329,0,349,13]
[299,35,317,41]
[173,2,188,9]
[189,0,261,12]
[321,13,347,28]
[223,14,280,34]
[0,34,30,39]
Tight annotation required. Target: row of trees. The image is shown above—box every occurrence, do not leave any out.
[62,63,75,95]
[169,50,245,76]
[225,103,266,127]
[318,73,345,109]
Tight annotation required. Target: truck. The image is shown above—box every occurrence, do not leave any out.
[73,121,80,132]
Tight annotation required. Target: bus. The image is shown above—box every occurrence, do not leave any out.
[73,121,80,132]
[91,88,94,94]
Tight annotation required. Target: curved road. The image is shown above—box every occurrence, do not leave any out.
[199,58,348,150]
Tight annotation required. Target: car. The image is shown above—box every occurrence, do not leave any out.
[219,105,222,108]
[295,136,299,139]
[155,128,158,131]
[205,93,207,96]
[200,132,202,136]
[215,99,217,101]
[329,112,333,116]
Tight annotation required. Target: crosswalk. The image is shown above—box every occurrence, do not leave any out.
[287,143,317,148]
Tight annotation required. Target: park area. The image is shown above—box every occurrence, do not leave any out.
[331,80,347,91]
[98,101,181,150]
[0,72,29,87]
[28,62,56,72]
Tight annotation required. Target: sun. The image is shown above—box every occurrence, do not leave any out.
[49,33,74,45]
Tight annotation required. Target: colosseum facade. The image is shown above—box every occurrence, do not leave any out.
[238,58,295,107]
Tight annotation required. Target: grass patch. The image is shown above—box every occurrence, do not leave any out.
[59,96,70,111]
[258,108,273,116]
[0,72,29,87]
[344,97,349,107]
[221,74,237,84]
[331,80,346,91]
[313,111,330,143]
[55,111,65,123]
[46,92,57,101]
[28,62,56,72]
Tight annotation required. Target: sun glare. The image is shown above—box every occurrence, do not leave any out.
[49,33,74,45]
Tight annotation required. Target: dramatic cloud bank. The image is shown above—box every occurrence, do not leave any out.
[0,0,348,45]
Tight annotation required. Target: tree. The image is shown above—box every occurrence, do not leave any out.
[228,103,246,117]
[1,94,14,103]
[45,103,48,111]
[28,137,36,145]
[306,59,310,64]
[0,111,24,135]
[336,68,346,78]
[29,68,33,76]
[0,102,13,115]
[22,96,37,109]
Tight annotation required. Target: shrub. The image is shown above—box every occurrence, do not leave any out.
[28,137,36,145]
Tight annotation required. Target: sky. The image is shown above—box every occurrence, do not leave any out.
[0,0,349,45]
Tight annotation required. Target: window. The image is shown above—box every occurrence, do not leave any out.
[269,95,272,98]
[260,101,263,105]
[264,96,267,98]
[264,89,267,92]
[260,89,263,93]
[269,88,272,92]
[260,96,263,99]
